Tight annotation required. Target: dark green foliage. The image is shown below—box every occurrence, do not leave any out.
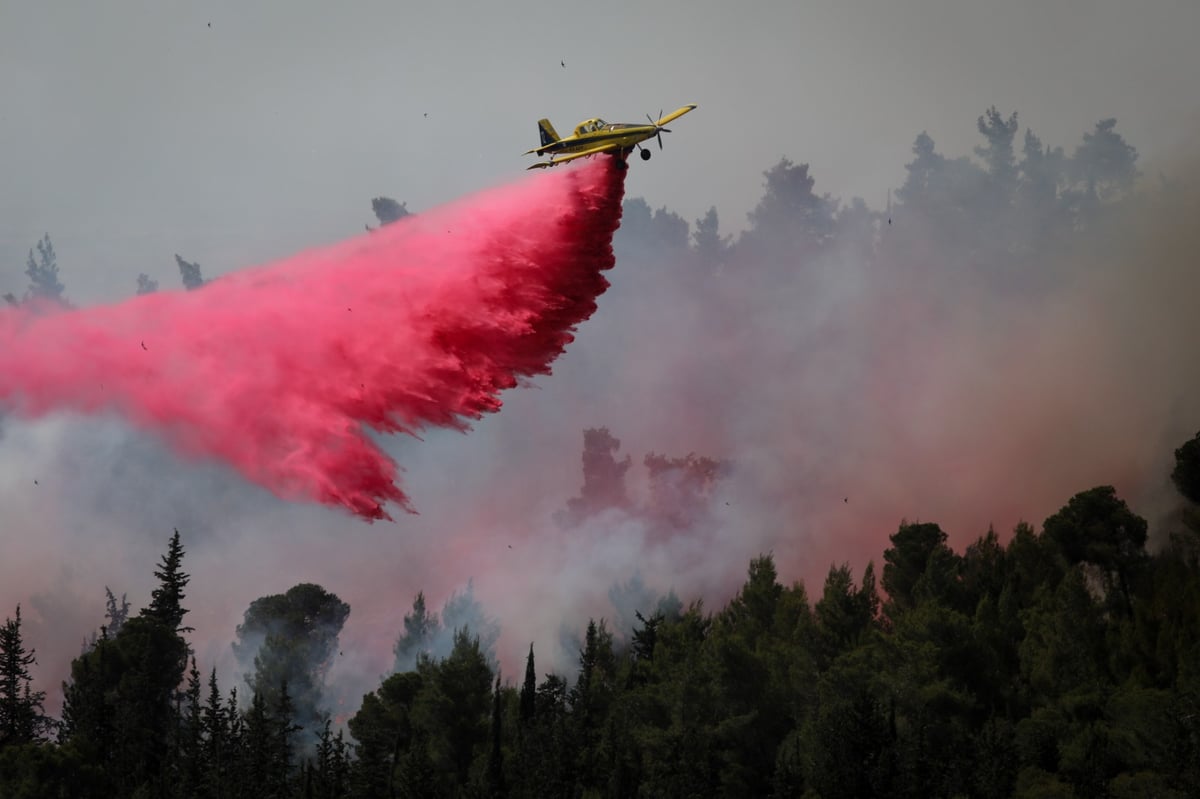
[201,668,229,795]
[9,111,1200,798]
[57,532,194,797]
[1172,431,1200,504]
[485,673,505,797]
[104,588,130,638]
[1043,486,1148,564]
[800,667,897,799]
[394,728,440,798]
[147,529,191,632]
[393,584,500,675]
[334,499,1200,797]
[178,658,203,789]
[240,689,275,795]
[608,573,657,639]
[272,681,303,791]
[569,619,616,794]
[518,645,535,726]
[0,741,104,798]
[233,583,350,736]
[1043,486,1147,615]
[307,719,350,799]
[393,591,438,672]
[882,521,960,617]
[354,629,496,797]
[441,582,501,668]
[815,562,879,663]
[347,670,423,796]
[0,606,49,750]
[417,629,492,787]
[9,481,1200,796]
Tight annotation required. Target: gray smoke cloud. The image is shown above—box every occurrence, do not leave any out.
[2,119,1199,729]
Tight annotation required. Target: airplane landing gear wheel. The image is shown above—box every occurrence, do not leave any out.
[615,158,628,170]
[640,148,652,161]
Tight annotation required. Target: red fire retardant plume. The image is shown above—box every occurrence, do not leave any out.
[0,159,627,520]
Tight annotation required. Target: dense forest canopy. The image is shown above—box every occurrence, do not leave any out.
[3,109,1200,797]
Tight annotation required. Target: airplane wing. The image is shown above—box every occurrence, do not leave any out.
[525,142,620,170]
[655,104,698,127]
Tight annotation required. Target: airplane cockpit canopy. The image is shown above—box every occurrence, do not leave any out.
[574,118,608,135]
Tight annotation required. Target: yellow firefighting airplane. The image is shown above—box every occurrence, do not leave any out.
[524,104,698,170]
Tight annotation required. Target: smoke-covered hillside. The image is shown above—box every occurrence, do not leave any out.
[2,107,1200,796]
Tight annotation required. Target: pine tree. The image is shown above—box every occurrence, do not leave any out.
[0,605,48,748]
[147,529,191,632]
[311,719,335,797]
[1071,118,1139,202]
[272,679,302,794]
[225,687,245,794]
[394,591,440,672]
[201,668,228,797]
[104,587,130,637]
[571,619,616,793]
[692,206,730,271]
[331,729,350,798]
[178,658,204,791]
[745,158,837,253]
[974,107,1020,188]
[441,581,501,668]
[135,273,159,295]
[395,729,439,799]
[57,532,194,794]
[24,233,66,303]
[233,583,350,738]
[419,629,492,788]
[58,628,111,757]
[371,196,410,226]
[1174,432,1200,504]
[175,254,206,291]
[485,672,506,797]
[347,670,424,797]
[241,690,273,797]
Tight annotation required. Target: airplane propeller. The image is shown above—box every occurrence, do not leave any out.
[646,110,671,150]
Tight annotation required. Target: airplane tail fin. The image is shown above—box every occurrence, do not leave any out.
[537,118,560,147]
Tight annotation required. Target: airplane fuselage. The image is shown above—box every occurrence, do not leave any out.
[533,123,660,157]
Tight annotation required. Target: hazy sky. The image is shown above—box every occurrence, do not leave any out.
[3,0,1199,302]
[3,0,1200,710]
